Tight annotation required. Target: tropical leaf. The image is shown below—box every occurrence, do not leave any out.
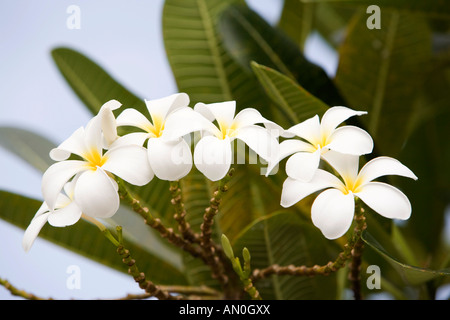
[362,231,450,286]
[0,126,55,173]
[278,0,315,50]
[232,211,339,300]
[251,61,329,126]
[335,10,432,156]
[0,190,187,285]
[51,47,146,116]
[162,0,268,110]
[218,3,345,109]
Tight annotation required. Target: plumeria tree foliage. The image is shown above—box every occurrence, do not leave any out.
[1,0,450,300]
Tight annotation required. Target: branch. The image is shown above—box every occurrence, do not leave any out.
[117,179,206,261]
[169,180,200,243]
[200,169,234,288]
[252,206,367,281]
[0,278,49,300]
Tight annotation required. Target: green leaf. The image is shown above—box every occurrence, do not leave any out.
[0,190,187,285]
[278,0,315,50]
[163,0,262,107]
[218,4,344,109]
[233,211,339,300]
[335,10,432,155]
[251,61,329,126]
[362,231,450,286]
[51,47,146,116]
[0,127,55,173]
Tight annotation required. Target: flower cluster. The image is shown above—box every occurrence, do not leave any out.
[272,107,418,239]
[23,93,417,251]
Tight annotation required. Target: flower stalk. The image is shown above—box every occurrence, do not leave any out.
[200,168,234,288]
[169,180,198,243]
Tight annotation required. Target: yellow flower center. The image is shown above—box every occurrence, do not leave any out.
[339,175,364,195]
[218,121,238,140]
[146,115,165,138]
[84,149,108,171]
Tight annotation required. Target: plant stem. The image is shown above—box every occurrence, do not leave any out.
[169,180,199,243]
[252,205,367,281]
[348,204,366,300]
[241,277,262,300]
[117,179,205,261]
[200,169,234,289]
[116,245,183,300]
[0,278,48,300]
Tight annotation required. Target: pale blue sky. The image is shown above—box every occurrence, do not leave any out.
[0,0,341,300]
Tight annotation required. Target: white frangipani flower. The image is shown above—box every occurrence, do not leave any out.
[280,151,418,240]
[268,106,373,182]
[163,101,281,181]
[114,93,193,181]
[44,102,153,219]
[22,180,82,252]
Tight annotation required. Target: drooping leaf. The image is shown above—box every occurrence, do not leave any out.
[233,211,339,300]
[362,230,450,286]
[51,47,146,116]
[335,10,432,156]
[0,190,187,285]
[0,127,55,173]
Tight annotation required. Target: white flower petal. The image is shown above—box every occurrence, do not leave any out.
[145,93,189,121]
[357,156,418,186]
[116,108,153,132]
[195,101,236,127]
[280,170,342,208]
[49,127,86,161]
[322,150,360,183]
[103,145,154,186]
[320,106,367,136]
[327,126,373,155]
[22,210,51,252]
[42,160,87,210]
[110,132,150,148]
[47,201,82,227]
[311,188,355,240]
[355,182,412,220]
[235,125,279,162]
[147,137,192,181]
[162,107,219,141]
[99,100,122,147]
[285,149,321,182]
[84,114,103,155]
[232,108,284,136]
[284,115,321,145]
[74,169,120,219]
[194,135,232,181]
[266,139,313,176]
